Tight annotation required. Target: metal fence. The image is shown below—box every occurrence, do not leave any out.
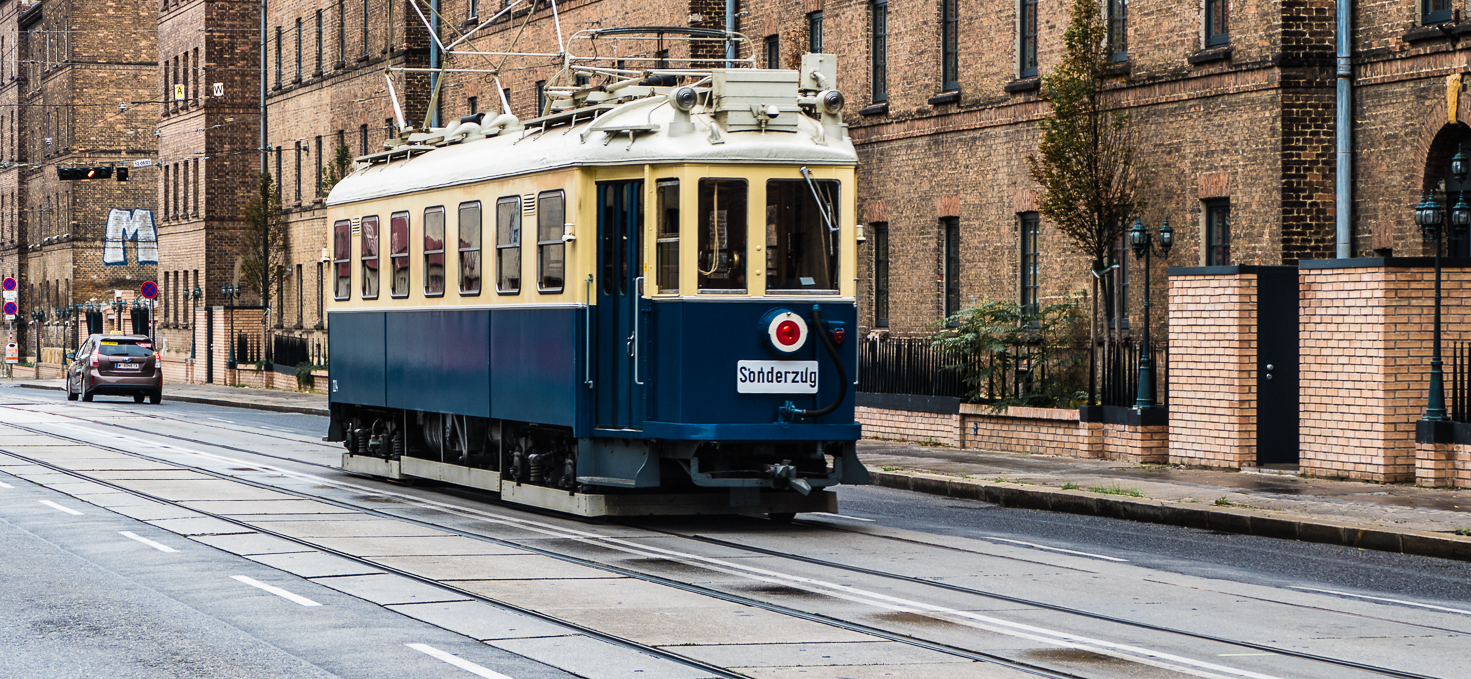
[234,333,261,364]
[1098,339,1168,407]
[858,337,1083,404]
[1450,342,1471,423]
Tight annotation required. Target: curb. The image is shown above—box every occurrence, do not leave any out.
[869,470,1471,563]
[9,382,330,417]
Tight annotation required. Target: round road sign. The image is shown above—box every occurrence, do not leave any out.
[140,281,158,299]
[2,277,14,291]
[3,301,16,316]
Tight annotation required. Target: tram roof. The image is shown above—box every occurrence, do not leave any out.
[325,97,858,207]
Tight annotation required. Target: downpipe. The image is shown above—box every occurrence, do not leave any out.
[779,305,847,422]
[1335,0,1352,259]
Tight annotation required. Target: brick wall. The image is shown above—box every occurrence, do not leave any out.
[1298,262,1471,482]
[1168,272,1258,468]
[855,406,959,447]
[1101,423,1169,465]
[959,404,1078,457]
[1415,440,1471,489]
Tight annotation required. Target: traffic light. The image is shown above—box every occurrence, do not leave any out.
[116,166,129,182]
[56,166,115,180]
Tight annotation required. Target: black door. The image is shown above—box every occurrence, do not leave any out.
[1257,267,1299,465]
[595,181,645,430]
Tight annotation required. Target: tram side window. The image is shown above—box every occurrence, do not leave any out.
[332,219,351,300]
[537,191,564,292]
[765,179,839,292]
[424,207,445,296]
[458,202,482,295]
[360,215,380,299]
[656,179,679,293]
[389,211,409,298]
[697,179,747,291]
[497,196,521,293]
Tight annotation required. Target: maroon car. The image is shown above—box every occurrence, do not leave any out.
[66,334,162,404]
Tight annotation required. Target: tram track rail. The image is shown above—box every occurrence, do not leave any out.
[1,406,1456,679]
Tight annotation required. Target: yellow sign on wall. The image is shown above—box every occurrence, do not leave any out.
[174,84,186,102]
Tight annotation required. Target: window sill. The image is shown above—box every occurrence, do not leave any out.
[858,102,888,117]
[462,18,479,27]
[927,91,960,106]
[1406,24,1457,42]
[1003,78,1040,94]
[1188,46,1232,65]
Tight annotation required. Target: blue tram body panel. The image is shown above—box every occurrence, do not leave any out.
[328,312,387,407]
[385,310,491,417]
[489,307,585,431]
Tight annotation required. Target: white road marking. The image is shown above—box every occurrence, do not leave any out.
[39,500,83,515]
[1218,654,1279,657]
[34,423,1273,679]
[816,513,874,522]
[979,537,1128,562]
[406,643,515,679]
[230,575,321,607]
[0,479,12,488]
[120,531,178,553]
[207,417,236,424]
[1291,586,1471,616]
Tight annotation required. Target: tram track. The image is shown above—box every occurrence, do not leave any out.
[1,406,1458,679]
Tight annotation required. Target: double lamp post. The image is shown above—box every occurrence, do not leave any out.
[1128,216,1173,409]
[1412,145,1471,422]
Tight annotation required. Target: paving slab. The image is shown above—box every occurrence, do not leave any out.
[83,469,219,481]
[248,551,386,578]
[0,437,79,447]
[48,458,184,471]
[108,479,298,502]
[304,536,528,557]
[308,573,471,606]
[43,480,118,496]
[378,554,614,581]
[386,601,571,641]
[77,492,174,509]
[743,662,1035,678]
[671,641,967,668]
[104,501,203,521]
[457,576,710,611]
[192,532,315,556]
[488,635,716,679]
[532,605,875,647]
[149,516,255,536]
[251,519,451,539]
[226,513,377,523]
[182,499,358,515]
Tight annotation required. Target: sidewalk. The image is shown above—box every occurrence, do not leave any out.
[859,441,1471,561]
[0,378,328,416]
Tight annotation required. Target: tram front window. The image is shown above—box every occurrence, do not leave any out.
[697,179,747,291]
[656,179,679,293]
[765,179,839,292]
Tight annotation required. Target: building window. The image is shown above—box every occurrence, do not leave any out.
[337,0,346,63]
[1108,0,1127,61]
[294,141,302,202]
[315,262,324,325]
[294,17,302,81]
[1205,0,1229,46]
[360,215,379,299]
[315,10,323,74]
[495,196,520,293]
[460,202,483,294]
[1019,0,1038,78]
[1019,212,1040,317]
[469,0,478,19]
[535,80,546,116]
[274,148,283,205]
[872,0,888,103]
[389,212,409,297]
[942,217,960,318]
[808,12,823,53]
[361,0,369,56]
[359,123,368,156]
[942,0,959,89]
[1424,0,1453,24]
[424,207,445,295]
[333,220,351,299]
[765,35,779,69]
[274,26,282,86]
[537,191,565,292]
[467,96,477,116]
[873,223,889,327]
[314,135,322,198]
[655,180,679,293]
[1205,199,1230,266]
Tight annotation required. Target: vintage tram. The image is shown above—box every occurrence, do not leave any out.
[324,30,869,516]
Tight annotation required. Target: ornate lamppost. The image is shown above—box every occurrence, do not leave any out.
[221,284,240,369]
[29,308,43,364]
[1412,145,1471,421]
[1128,216,1174,409]
[189,286,203,359]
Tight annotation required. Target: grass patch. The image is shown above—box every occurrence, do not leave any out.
[1456,528,1470,537]
[878,466,901,472]
[1061,481,1080,490]
[1088,483,1143,498]
[916,437,945,447]
[1215,496,1233,507]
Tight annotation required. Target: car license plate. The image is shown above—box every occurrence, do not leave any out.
[114,363,141,371]
[736,360,819,394]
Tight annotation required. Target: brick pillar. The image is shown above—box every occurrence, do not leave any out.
[1167,270,1259,468]
[1299,260,1471,482]
[1077,420,1103,458]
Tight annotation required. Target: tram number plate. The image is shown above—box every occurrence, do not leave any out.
[736,360,819,394]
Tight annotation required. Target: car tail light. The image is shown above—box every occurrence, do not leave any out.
[153,351,161,361]
[90,353,98,367]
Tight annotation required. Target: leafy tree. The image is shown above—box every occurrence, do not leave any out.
[932,295,1087,411]
[1026,0,1148,404]
[319,140,353,196]
[239,172,290,325]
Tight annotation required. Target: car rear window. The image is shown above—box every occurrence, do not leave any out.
[97,342,151,357]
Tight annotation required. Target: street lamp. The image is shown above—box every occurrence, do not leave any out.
[29,308,43,362]
[189,286,203,359]
[1412,145,1471,421]
[221,284,240,369]
[1128,216,1174,409]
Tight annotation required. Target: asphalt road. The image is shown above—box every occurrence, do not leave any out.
[1,386,1467,679]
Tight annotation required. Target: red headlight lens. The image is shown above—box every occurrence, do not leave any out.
[775,320,801,346]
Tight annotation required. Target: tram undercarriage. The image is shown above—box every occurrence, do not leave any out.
[331,407,857,517]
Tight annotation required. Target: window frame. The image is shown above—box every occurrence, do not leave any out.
[808,11,823,54]
[360,215,380,300]
[423,206,446,297]
[1019,212,1040,318]
[332,219,351,300]
[764,178,841,293]
[765,35,779,69]
[495,196,521,294]
[458,201,483,295]
[942,0,960,90]
[873,222,889,328]
[697,178,750,292]
[1204,0,1229,47]
[1424,0,1453,25]
[389,210,410,298]
[872,0,888,103]
[536,190,566,293]
[1108,0,1127,62]
[655,179,680,294]
[1204,199,1231,266]
[1019,0,1038,78]
[942,216,960,320]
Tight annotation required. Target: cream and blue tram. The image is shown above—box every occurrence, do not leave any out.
[324,47,869,517]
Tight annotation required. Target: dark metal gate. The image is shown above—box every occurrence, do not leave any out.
[1256,266,1299,465]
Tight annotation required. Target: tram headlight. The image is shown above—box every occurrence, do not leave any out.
[819,90,845,115]
[670,86,698,112]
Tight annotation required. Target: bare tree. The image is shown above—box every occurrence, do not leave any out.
[1026,0,1148,404]
[240,172,290,361]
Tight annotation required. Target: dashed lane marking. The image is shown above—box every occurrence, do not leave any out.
[980,537,1128,562]
[39,500,83,515]
[120,531,179,553]
[1290,586,1471,616]
[231,575,321,607]
[0,479,12,488]
[406,643,516,679]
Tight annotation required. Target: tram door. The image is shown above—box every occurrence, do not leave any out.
[595,180,646,429]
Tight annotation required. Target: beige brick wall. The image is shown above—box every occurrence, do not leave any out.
[1167,273,1258,468]
[959,405,1078,457]
[856,406,959,447]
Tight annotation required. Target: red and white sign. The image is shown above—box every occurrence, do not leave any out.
[765,311,808,354]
